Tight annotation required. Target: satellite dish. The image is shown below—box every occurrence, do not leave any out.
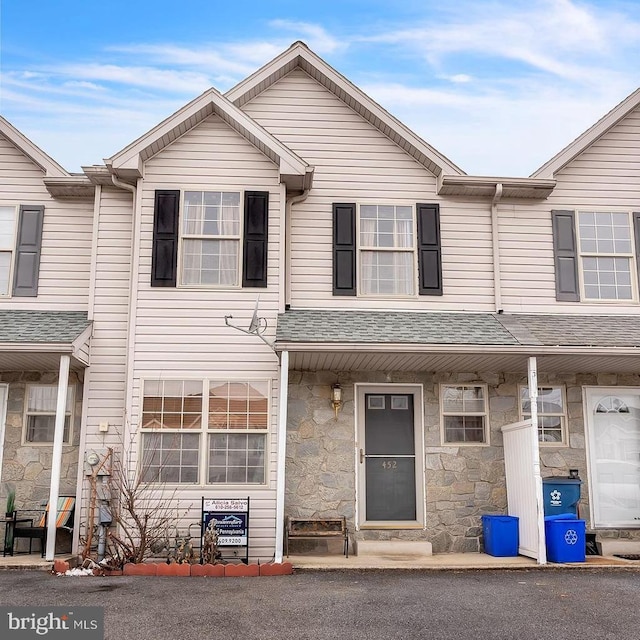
[223,295,273,348]
[248,296,260,333]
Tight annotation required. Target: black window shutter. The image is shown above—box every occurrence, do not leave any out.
[242,191,269,288]
[333,203,356,296]
[417,203,442,296]
[151,190,179,287]
[551,210,580,301]
[12,204,44,297]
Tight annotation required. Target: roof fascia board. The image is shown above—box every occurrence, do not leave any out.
[43,176,95,199]
[0,342,75,353]
[531,87,640,179]
[226,42,465,178]
[274,342,640,356]
[106,87,307,180]
[0,116,68,178]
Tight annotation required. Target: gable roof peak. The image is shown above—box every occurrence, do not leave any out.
[532,86,640,179]
[0,116,68,177]
[226,42,465,178]
[105,84,311,190]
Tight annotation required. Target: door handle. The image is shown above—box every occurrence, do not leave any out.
[360,448,364,464]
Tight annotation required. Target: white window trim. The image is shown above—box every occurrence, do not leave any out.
[576,209,638,303]
[139,377,271,488]
[356,202,419,299]
[177,188,244,290]
[0,205,18,298]
[439,383,489,446]
[518,384,568,447]
[22,384,74,446]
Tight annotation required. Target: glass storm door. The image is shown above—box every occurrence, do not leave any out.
[362,393,417,522]
[586,388,640,527]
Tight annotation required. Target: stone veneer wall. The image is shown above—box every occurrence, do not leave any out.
[0,371,83,510]
[286,370,640,554]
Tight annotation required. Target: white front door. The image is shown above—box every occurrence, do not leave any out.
[356,385,424,528]
[585,387,640,527]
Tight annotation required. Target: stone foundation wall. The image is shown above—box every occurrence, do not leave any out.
[286,370,640,553]
[0,371,83,510]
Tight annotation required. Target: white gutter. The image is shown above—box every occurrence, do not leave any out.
[274,349,289,563]
[491,183,503,312]
[45,354,70,560]
[284,190,310,308]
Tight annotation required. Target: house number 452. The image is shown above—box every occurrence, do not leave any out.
[382,460,397,469]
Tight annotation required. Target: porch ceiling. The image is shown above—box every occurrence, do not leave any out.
[0,350,88,372]
[287,348,640,374]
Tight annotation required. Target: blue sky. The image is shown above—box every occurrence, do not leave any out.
[1,0,639,176]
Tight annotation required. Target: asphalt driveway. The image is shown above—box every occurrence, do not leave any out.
[1,568,639,640]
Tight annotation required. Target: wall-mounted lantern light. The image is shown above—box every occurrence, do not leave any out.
[331,383,343,419]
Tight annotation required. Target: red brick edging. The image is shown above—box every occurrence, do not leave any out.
[53,559,293,577]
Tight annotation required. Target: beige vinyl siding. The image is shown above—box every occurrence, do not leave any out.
[84,187,132,442]
[131,116,283,558]
[242,69,495,311]
[0,134,92,309]
[500,105,640,313]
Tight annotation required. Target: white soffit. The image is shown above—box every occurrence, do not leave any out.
[225,41,465,178]
[287,349,640,374]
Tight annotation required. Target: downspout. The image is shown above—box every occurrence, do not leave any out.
[111,174,138,428]
[491,183,503,313]
[72,183,102,555]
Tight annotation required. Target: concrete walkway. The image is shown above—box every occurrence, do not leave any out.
[287,552,637,570]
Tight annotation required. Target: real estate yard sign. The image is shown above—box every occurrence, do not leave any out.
[201,497,249,563]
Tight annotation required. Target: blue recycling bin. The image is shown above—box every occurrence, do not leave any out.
[542,478,582,516]
[545,516,586,563]
[482,514,519,557]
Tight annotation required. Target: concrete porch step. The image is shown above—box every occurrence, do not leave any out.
[355,540,433,558]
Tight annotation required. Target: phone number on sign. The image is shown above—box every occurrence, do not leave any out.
[219,536,247,546]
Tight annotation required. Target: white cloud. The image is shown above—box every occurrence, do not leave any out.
[267,20,345,54]
[363,0,640,86]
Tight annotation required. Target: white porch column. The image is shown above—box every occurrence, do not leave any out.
[528,356,547,565]
[45,354,70,561]
[274,350,289,563]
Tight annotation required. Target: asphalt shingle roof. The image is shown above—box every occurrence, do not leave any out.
[0,311,90,343]
[277,310,519,345]
[276,309,640,348]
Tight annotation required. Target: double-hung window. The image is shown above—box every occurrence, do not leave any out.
[24,385,74,444]
[332,202,441,297]
[180,191,241,286]
[519,385,567,444]
[0,206,17,296]
[577,211,634,300]
[140,379,269,485]
[359,205,415,296]
[441,384,488,444]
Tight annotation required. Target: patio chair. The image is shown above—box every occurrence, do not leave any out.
[12,496,75,557]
